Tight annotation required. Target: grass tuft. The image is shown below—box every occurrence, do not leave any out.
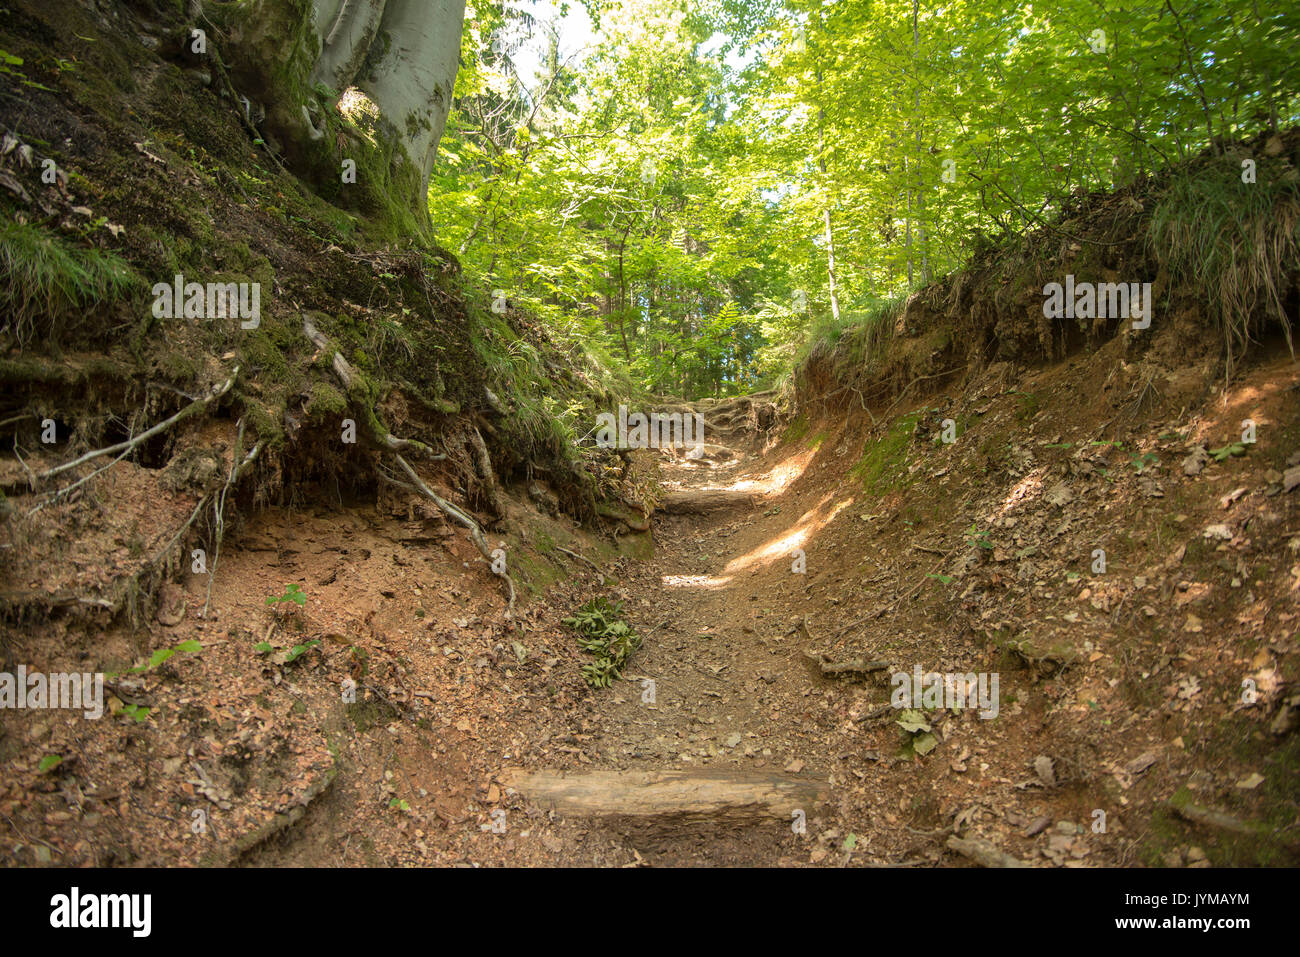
[0,219,139,350]
[1149,163,1299,377]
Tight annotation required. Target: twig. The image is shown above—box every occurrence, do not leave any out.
[202,426,263,618]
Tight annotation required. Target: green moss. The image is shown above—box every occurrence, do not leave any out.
[853,410,921,495]
[241,329,292,383]
[0,357,76,385]
[783,413,810,443]
[1012,390,1041,425]
[306,381,348,418]
[241,396,286,450]
[616,531,655,561]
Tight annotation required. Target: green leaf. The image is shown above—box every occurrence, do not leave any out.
[912,732,938,755]
[896,709,931,734]
[38,754,62,773]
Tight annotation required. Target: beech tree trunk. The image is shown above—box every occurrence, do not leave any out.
[211,0,465,225]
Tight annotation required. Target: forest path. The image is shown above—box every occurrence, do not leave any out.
[505,406,856,864]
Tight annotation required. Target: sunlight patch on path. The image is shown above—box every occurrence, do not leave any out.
[722,494,855,575]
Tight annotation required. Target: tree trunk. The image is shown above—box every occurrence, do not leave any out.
[209,0,464,227]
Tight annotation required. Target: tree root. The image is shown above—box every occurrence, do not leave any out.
[300,313,515,618]
[467,424,506,519]
[301,313,438,457]
[33,364,240,486]
[203,423,264,619]
[394,454,516,620]
[555,545,603,578]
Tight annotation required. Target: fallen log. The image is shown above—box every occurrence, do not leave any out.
[659,489,756,515]
[803,650,890,677]
[499,767,826,825]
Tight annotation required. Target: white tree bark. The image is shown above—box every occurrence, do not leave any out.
[212,0,464,219]
[311,0,387,94]
[356,0,465,189]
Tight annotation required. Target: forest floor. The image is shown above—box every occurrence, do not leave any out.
[5,330,1299,867]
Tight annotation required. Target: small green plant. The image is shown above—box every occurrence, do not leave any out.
[896,709,938,755]
[118,704,151,723]
[106,639,202,678]
[266,583,306,607]
[928,573,954,585]
[37,754,62,773]
[254,638,320,666]
[964,523,993,550]
[1209,442,1247,461]
[0,49,52,89]
[388,797,410,811]
[1130,452,1159,473]
[563,598,643,689]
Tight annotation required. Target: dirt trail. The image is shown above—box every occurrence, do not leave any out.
[508,432,838,863]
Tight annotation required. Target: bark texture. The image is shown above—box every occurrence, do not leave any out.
[210,0,464,224]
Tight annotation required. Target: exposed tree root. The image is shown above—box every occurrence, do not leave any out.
[394,454,516,619]
[203,423,264,619]
[32,364,241,485]
[555,545,603,577]
[301,311,516,618]
[301,313,438,457]
[467,425,506,519]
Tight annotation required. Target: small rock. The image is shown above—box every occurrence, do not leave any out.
[1182,447,1209,476]
[1034,755,1056,787]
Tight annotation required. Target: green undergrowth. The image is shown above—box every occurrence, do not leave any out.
[788,133,1298,432]
[563,597,643,689]
[1149,154,1300,376]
